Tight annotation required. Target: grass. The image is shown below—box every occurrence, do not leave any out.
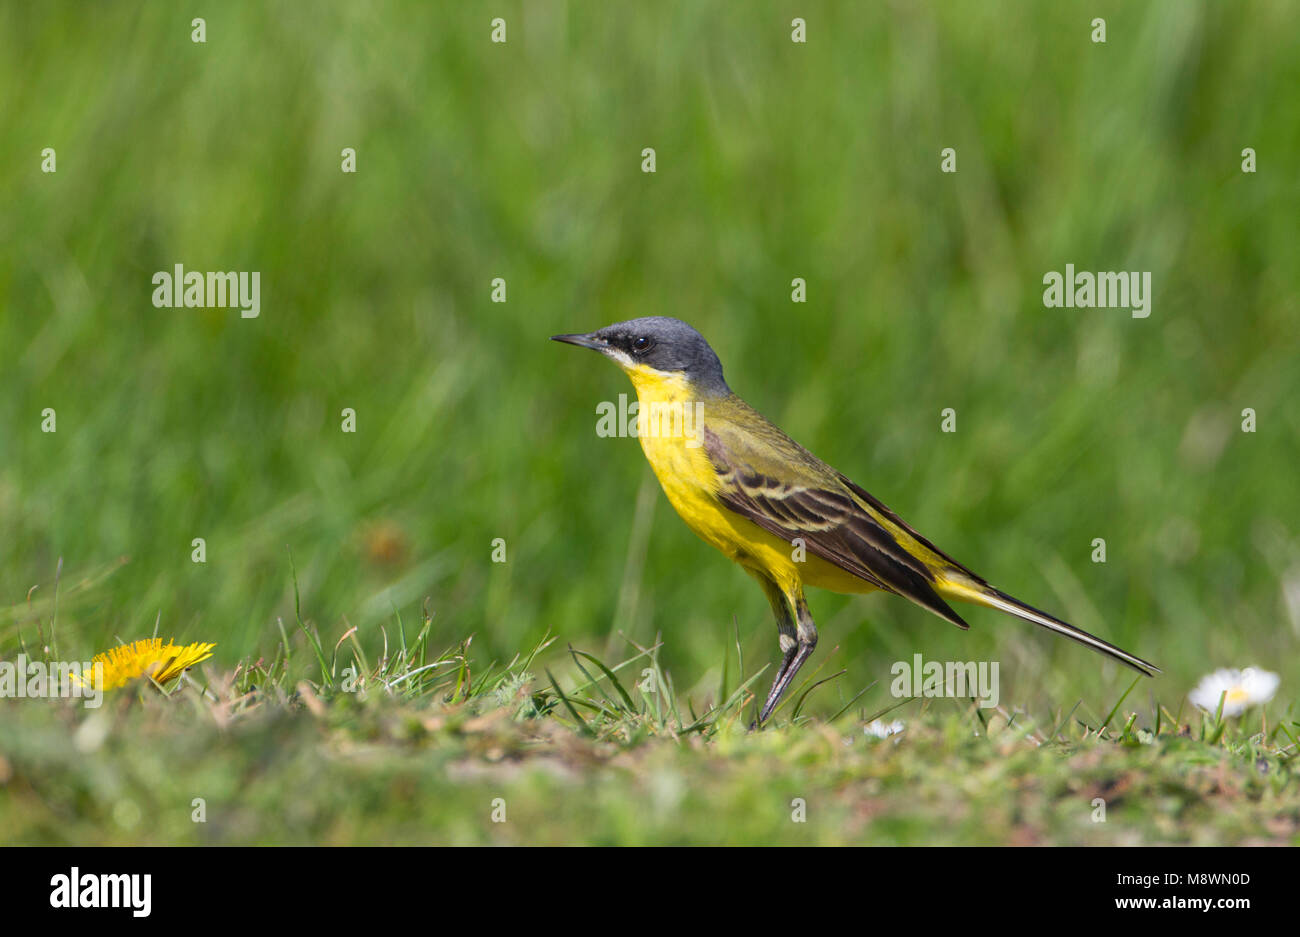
[1,1,1298,844]
[1,571,1296,846]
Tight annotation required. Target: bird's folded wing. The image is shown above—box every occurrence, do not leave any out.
[702,422,971,629]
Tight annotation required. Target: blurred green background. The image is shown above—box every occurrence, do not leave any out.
[2,0,1297,717]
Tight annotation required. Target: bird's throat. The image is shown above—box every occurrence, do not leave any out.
[621,365,707,448]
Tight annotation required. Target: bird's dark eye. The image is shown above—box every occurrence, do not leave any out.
[632,336,653,354]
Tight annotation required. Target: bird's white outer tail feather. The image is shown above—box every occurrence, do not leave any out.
[944,580,1159,676]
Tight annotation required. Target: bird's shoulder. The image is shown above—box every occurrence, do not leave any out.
[700,395,835,490]
[699,393,984,588]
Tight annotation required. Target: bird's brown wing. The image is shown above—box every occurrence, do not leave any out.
[702,424,970,630]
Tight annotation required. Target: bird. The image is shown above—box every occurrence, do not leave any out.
[552,316,1158,724]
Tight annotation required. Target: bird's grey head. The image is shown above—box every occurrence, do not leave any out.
[551,316,730,394]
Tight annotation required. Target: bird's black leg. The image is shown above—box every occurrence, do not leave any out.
[750,574,798,727]
[757,635,799,725]
[756,590,818,725]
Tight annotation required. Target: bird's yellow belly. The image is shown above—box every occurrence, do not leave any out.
[628,368,875,598]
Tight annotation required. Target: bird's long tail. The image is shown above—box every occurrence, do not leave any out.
[939,578,1160,676]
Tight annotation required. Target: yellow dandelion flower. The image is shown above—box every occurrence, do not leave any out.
[77,639,216,691]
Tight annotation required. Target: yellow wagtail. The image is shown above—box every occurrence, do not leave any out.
[553,317,1158,724]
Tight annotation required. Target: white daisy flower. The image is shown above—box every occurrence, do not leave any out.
[864,718,905,738]
[1188,667,1280,717]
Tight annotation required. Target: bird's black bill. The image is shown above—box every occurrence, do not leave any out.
[550,332,606,351]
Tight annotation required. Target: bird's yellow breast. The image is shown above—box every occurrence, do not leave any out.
[623,364,874,597]
[623,364,720,522]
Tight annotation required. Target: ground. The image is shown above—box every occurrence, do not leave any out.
[2,614,1295,845]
